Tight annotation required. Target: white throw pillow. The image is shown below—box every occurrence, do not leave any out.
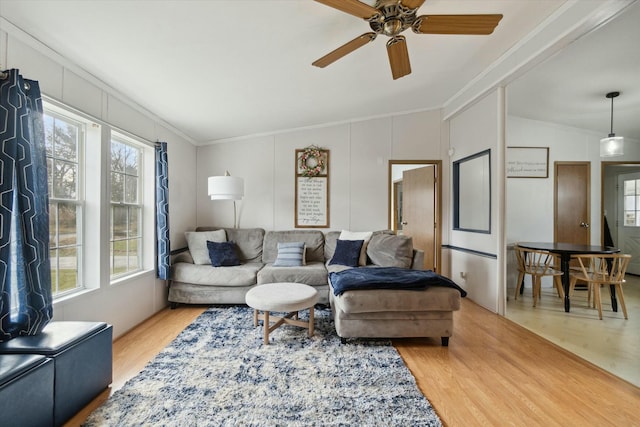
[339,230,373,266]
[185,230,227,264]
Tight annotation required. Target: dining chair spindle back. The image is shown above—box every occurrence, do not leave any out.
[514,244,564,307]
[569,253,631,319]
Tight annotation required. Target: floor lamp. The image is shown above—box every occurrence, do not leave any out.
[208,171,244,228]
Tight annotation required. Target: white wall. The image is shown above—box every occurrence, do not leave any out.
[505,115,640,293]
[448,89,504,313]
[196,110,445,232]
[1,19,198,338]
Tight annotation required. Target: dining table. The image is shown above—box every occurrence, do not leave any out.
[516,242,620,312]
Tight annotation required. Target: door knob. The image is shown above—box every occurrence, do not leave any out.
[401,221,408,225]
[580,222,590,228]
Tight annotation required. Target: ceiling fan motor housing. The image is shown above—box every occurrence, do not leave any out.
[369,1,418,37]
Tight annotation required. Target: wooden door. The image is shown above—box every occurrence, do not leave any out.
[402,166,436,270]
[555,162,590,244]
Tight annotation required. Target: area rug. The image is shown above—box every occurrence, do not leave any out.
[85,306,442,426]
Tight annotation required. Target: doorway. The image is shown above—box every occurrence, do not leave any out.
[602,162,640,274]
[388,160,441,272]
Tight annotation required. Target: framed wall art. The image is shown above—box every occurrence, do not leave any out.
[295,146,330,228]
[506,147,549,178]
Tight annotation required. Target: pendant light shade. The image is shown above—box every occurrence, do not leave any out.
[600,91,624,157]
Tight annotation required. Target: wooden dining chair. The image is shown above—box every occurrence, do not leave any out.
[568,253,631,319]
[514,245,564,307]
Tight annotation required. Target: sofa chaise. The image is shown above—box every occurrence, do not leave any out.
[170,227,464,345]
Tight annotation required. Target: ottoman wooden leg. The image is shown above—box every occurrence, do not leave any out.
[253,309,258,327]
[263,311,270,345]
[309,306,314,337]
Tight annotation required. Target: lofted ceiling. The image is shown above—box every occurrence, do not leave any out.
[508,0,640,142]
[2,1,636,144]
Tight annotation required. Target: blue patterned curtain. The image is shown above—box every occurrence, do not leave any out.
[0,69,53,342]
[155,141,170,280]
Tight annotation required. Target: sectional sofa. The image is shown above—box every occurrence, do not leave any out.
[170,227,464,345]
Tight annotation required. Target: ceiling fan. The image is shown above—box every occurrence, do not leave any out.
[312,0,503,80]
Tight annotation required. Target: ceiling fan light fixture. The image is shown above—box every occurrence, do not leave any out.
[599,91,624,157]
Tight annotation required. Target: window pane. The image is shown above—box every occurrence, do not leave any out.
[50,248,58,294]
[58,246,78,292]
[128,207,140,237]
[624,180,635,195]
[44,115,54,157]
[112,206,128,239]
[49,203,58,248]
[54,119,78,161]
[47,158,54,196]
[636,179,640,195]
[125,175,138,203]
[52,159,77,199]
[111,172,124,203]
[125,145,139,176]
[111,140,127,172]
[111,241,127,276]
[624,195,635,211]
[128,238,141,270]
[58,202,78,246]
[624,211,636,226]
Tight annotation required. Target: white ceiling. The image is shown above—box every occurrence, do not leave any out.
[2,1,637,144]
[508,0,640,142]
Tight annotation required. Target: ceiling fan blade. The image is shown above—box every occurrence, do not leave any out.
[313,32,377,68]
[314,0,380,20]
[401,0,426,10]
[387,36,411,80]
[414,14,503,35]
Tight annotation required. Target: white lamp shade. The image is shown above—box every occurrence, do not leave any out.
[208,176,244,200]
[600,136,624,157]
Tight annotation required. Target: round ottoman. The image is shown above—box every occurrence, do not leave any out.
[245,282,319,345]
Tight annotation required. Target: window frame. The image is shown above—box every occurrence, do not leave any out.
[109,132,145,280]
[43,97,156,299]
[43,106,86,298]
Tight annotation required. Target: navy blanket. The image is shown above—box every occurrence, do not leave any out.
[330,267,467,297]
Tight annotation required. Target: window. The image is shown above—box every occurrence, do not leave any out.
[44,111,84,296]
[43,99,153,297]
[110,134,143,278]
[623,178,640,226]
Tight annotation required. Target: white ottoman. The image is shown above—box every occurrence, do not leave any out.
[245,282,319,345]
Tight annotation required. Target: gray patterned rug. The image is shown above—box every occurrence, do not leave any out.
[85,306,442,426]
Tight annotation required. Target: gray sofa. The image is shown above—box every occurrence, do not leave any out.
[170,227,462,345]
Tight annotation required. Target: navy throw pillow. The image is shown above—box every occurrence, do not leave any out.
[329,239,364,267]
[207,240,241,267]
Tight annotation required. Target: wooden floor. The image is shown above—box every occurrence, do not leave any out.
[68,300,640,427]
[506,274,640,387]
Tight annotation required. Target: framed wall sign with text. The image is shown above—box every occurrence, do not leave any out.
[295,147,330,228]
[506,147,549,178]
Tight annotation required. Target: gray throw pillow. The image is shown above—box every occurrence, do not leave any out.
[185,230,227,264]
[367,233,413,268]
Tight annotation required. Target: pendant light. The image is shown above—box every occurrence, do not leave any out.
[600,91,624,157]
